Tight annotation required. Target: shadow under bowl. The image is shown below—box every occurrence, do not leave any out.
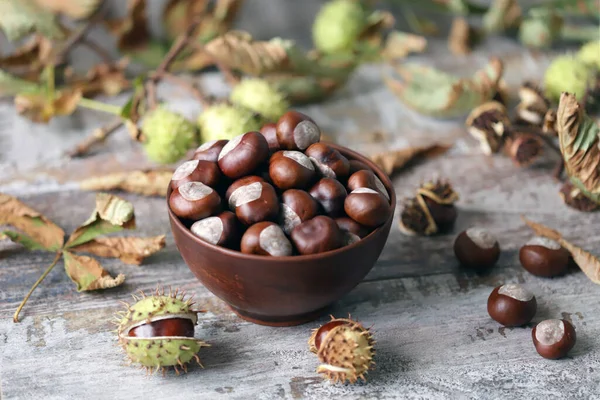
[168,143,396,326]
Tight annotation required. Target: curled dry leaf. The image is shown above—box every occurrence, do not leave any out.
[63,251,126,291]
[381,31,427,60]
[0,35,54,77]
[66,59,131,97]
[370,144,451,176]
[556,92,600,205]
[79,169,174,197]
[560,181,599,212]
[34,0,102,19]
[448,17,473,56]
[69,235,166,265]
[0,0,65,41]
[65,193,136,248]
[0,193,65,251]
[385,57,503,118]
[14,88,82,123]
[522,216,600,284]
[104,0,149,52]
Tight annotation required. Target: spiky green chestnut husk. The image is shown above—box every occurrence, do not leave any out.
[312,0,369,55]
[141,108,198,164]
[577,41,600,71]
[519,17,560,49]
[197,103,262,143]
[544,56,596,102]
[116,288,208,375]
[229,78,289,122]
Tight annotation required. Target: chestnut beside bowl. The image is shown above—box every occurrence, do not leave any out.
[168,143,396,326]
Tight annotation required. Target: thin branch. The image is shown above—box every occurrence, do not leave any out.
[146,81,157,110]
[159,73,212,107]
[67,118,123,158]
[13,252,62,322]
[79,38,113,64]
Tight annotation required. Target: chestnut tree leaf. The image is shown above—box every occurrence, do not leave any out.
[556,93,600,204]
[14,88,82,123]
[65,193,135,248]
[0,70,40,97]
[104,0,149,52]
[522,217,600,284]
[0,193,65,251]
[66,59,130,97]
[2,230,52,251]
[79,169,173,197]
[0,0,65,41]
[63,251,126,291]
[69,235,166,265]
[381,31,427,60]
[370,144,451,175]
[385,57,503,118]
[34,0,102,19]
[0,36,54,74]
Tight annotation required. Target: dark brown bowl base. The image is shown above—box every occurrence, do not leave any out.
[230,305,330,327]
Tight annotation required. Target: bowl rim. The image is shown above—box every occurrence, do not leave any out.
[167,142,396,262]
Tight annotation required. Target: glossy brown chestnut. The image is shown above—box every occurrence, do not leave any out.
[532,319,576,359]
[291,215,343,255]
[276,110,321,151]
[305,143,350,180]
[169,181,221,220]
[218,131,269,179]
[228,181,279,226]
[279,189,320,234]
[519,237,570,277]
[190,211,241,248]
[313,320,349,350]
[241,221,292,256]
[192,139,228,162]
[260,123,280,153]
[225,175,265,202]
[487,284,537,327]
[454,228,500,270]
[170,159,221,189]
[128,318,195,338]
[309,178,347,217]
[344,188,391,228]
[347,170,390,200]
[335,217,371,238]
[269,150,316,190]
[348,159,372,175]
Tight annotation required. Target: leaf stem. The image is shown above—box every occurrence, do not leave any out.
[13,251,62,323]
[78,98,122,115]
[66,118,124,158]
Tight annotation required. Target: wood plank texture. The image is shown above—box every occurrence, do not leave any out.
[1,32,599,399]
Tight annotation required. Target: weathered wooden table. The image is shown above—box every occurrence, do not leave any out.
[1,37,599,399]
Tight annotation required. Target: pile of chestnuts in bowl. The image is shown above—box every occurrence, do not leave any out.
[167,111,396,326]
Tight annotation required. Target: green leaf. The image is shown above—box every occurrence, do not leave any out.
[0,0,64,41]
[63,250,125,291]
[65,193,135,248]
[574,115,600,152]
[385,57,503,118]
[2,230,49,250]
[0,70,40,97]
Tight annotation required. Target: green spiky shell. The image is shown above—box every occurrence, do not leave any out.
[197,103,262,143]
[544,56,596,102]
[117,291,207,373]
[312,0,368,55]
[577,41,600,71]
[229,78,289,122]
[141,108,198,164]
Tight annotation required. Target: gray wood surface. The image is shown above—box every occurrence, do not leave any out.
[1,34,600,399]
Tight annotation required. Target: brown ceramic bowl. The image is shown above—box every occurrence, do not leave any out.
[168,143,396,326]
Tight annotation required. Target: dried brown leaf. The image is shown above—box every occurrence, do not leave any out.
[370,144,451,176]
[65,193,135,248]
[62,250,126,291]
[0,35,54,75]
[34,0,102,19]
[522,216,600,284]
[382,31,427,60]
[14,88,82,123]
[0,193,65,251]
[66,59,130,97]
[69,235,166,265]
[104,0,149,52]
[79,169,173,197]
